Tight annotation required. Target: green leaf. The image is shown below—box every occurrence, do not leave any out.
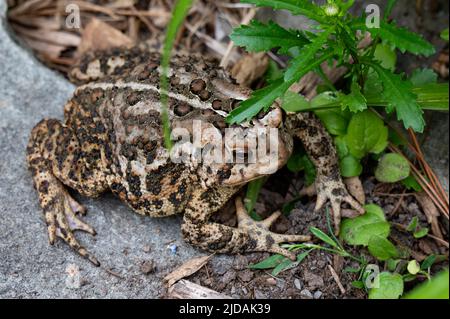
[248,254,285,269]
[385,0,398,20]
[340,82,367,113]
[160,0,194,150]
[375,153,410,183]
[242,0,326,23]
[310,227,339,249]
[410,68,438,86]
[245,177,267,216]
[281,91,309,112]
[312,92,351,136]
[404,269,449,299]
[340,204,390,246]
[335,136,349,158]
[364,20,435,56]
[406,216,418,232]
[369,272,404,299]
[401,175,422,192]
[368,236,399,261]
[302,155,317,186]
[413,228,429,239]
[352,281,365,289]
[441,28,449,42]
[373,43,397,71]
[285,30,333,82]
[407,260,421,275]
[340,155,363,177]
[421,255,437,270]
[366,62,425,132]
[230,20,310,55]
[265,60,283,84]
[271,250,310,276]
[413,83,449,111]
[343,110,388,159]
[387,259,402,272]
[341,204,387,241]
[226,51,335,124]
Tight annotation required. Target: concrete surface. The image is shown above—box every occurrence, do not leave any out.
[0,0,208,298]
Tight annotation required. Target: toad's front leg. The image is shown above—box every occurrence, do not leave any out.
[285,112,365,232]
[181,187,310,260]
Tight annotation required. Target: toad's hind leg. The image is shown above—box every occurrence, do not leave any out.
[27,119,108,266]
[181,187,310,261]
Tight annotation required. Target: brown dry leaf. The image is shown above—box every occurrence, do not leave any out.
[164,255,213,287]
[344,176,366,205]
[77,18,134,55]
[14,25,81,47]
[415,191,444,239]
[231,52,269,87]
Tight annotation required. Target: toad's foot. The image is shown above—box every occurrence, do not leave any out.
[235,197,310,261]
[301,175,365,234]
[46,189,99,266]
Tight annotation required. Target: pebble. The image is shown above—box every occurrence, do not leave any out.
[254,290,267,299]
[242,287,248,295]
[266,277,277,286]
[304,271,324,289]
[140,260,155,275]
[294,278,302,290]
[233,255,248,270]
[300,289,313,299]
[65,264,82,289]
[237,270,254,282]
[314,291,323,299]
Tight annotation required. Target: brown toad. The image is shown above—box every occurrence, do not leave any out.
[27,48,363,266]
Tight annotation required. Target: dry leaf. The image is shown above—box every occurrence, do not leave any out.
[415,191,444,239]
[77,18,134,55]
[164,255,213,287]
[231,52,269,87]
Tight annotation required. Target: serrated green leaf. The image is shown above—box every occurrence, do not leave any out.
[230,20,310,55]
[366,20,435,56]
[285,30,332,82]
[340,204,390,246]
[310,227,339,249]
[281,91,309,112]
[375,153,410,183]
[343,110,388,159]
[367,62,425,132]
[368,236,399,261]
[369,272,404,299]
[340,82,367,113]
[242,0,326,23]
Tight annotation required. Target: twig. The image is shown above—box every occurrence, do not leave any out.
[327,265,346,295]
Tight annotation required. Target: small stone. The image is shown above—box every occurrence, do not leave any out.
[230,286,236,294]
[140,260,155,275]
[232,255,248,270]
[294,278,302,290]
[221,270,236,283]
[254,290,267,299]
[143,245,151,253]
[237,270,254,282]
[266,277,277,286]
[304,271,324,289]
[242,287,248,295]
[300,289,313,299]
[65,264,82,289]
[314,291,323,299]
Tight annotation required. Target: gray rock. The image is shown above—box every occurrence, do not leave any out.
[293,278,302,290]
[304,271,324,289]
[300,289,313,299]
[313,291,323,299]
[0,0,221,298]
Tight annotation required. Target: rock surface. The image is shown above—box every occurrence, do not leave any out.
[0,0,206,298]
